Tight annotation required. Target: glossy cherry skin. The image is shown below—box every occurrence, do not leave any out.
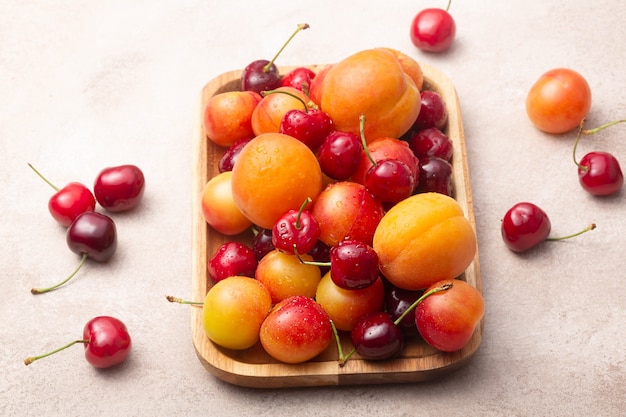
[351,311,404,360]
[501,202,551,252]
[279,108,333,151]
[207,241,257,283]
[316,131,363,181]
[94,165,145,212]
[83,316,132,368]
[272,208,320,255]
[49,182,96,227]
[241,60,281,94]
[365,159,417,203]
[252,228,275,261]
[414,156,453,196]
[281,67,316,92]
[385,286,424,336]
[408,127,453,162]
[66,212,117,262]
[412,90,448,132]
[329,239,379,290]
[578,151,623,196]
[410,8,456,53]
[219,137,253,172]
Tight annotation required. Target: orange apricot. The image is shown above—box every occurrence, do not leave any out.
[201,171,252,236]
[373,192,477,291]
[316,48,421,142]
[230,132,323,229]
[203,90,262,147]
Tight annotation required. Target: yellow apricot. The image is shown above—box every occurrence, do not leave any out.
[373,192,477,291]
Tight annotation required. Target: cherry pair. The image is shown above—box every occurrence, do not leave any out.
[28,163,145,294]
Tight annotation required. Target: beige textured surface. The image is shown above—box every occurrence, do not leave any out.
[2,1,625,416]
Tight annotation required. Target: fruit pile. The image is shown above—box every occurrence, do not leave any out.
[192,26,484,365]
[24,163,145,368]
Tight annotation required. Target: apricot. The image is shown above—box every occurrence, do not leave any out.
[251,86,311,136]
[203,90,262,147]
[376,47,424,91]
[316,48,422,142]
[201,171,252,236]
[231,132,323,229]
[373,192,477,291]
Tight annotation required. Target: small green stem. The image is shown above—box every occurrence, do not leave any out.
[294,197,312,230]
[263,23,310,72]
[359,114,376,166]
[582,119,626,135]
[27,163,59,192]
[546,223,596,242]
[24,339,88,365]
[446,0,452,12]
[572,120,587,172]
[165,295,204,306]
[394,282,453,326]
[31,253,88,294]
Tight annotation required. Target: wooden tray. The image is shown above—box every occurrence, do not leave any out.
[191,62,482,388]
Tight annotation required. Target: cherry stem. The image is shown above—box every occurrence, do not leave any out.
[294,197,312,230]
[263,23,310,73]
[446,0,452,11]
[27,163,60,192]
[294,246,329,267]
[31,253,88,294]
[393,282,453,326]
[260,88,317,112]
[582,119,626,135]
[24,339,88,365]
[572,120,588,172]
[359,114,376,166]
[546,223,596,242]
[330,320,350,367]
[165,295,204,306]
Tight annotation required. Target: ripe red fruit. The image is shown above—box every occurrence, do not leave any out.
[410,1,456,53]
[28,163,96,227]
[94,164,145,212]
[501,202,552,252]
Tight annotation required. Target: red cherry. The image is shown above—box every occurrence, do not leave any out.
[316,130,363,181]
[501,202,551,252]
[24,316,131,369]
[329,239,380,290]
[408,127,453,162]
[82,316,132,368]
[410,1,456,53]
[415,156,453,196]
[573,120,624,196]
[207,241,257,283]
[412,90,448,131]
[31,211,117,294]
[281,66,316,92]
[501,202,595,252]
[279,107,333,151]
[365,158,417,203]
[241,24,310,94]
[350,312,404,360]
[94,164,145,212]
[272,198,320,255]
[219,137,253,172]
[577,152,623,196]
[28,163,96,227]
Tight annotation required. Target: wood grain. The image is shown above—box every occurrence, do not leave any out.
[190,63,482,388]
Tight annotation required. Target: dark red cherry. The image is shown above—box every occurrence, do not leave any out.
[408,127,453,162]
[219,137,253,172]
[279,108,333,151]
[415,156,453,196]
[272,199,320,255]
[252,228,275,261]
[385,286,424,336]
[94,165,145,212]
[241,60,282,94]
[351,312,404,360]
[501,202,551,252]
[412,90,448,132]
